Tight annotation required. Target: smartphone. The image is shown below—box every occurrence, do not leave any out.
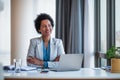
[40,69,49,73]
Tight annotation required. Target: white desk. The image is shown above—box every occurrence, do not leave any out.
[4,68,120,80]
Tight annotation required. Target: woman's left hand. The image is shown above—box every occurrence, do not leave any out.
[53,56,60,61]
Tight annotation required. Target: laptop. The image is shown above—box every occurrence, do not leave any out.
[50,54,83,72]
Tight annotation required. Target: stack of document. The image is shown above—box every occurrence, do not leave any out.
[3,65,36,71]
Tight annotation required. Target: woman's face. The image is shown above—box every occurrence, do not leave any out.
[39,19,53,37]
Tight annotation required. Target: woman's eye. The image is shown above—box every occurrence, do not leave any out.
[48,24,52,27]
[41,24,52,28]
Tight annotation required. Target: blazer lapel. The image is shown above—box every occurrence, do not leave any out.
[36,37,57,61]
[50,38,57,60]
[37,37,43,60]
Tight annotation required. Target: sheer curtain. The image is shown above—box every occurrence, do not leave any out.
[84,0,94,68]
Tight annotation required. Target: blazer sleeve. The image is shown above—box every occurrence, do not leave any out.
[57,39,65,56]
[27,39,36,57]
[27,39,37,67]
[48,39,65,68]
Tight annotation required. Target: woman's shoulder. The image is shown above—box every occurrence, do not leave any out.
[30,37,42,42]
[51,37,62,41]
[51,37,63,44]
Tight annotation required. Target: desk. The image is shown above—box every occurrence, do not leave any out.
[4,68,120,80]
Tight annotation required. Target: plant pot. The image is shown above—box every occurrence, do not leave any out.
[111,58,120,73]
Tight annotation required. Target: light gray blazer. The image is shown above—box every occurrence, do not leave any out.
[27,37,65,68]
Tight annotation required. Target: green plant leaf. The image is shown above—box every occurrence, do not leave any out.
[106,46,116,59]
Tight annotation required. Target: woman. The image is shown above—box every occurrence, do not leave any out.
[27,13,65,68]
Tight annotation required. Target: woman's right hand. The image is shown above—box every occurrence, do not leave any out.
[27,56,44,66]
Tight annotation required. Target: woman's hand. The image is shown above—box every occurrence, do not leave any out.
[53,56,60,61]
[27,56,44,66]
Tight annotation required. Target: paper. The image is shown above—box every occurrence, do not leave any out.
[21,66,36,71]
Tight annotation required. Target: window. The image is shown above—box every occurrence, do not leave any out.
[100,0,107,67]
[115,0,120,47]
[96,0,116,67]
[0,0,11,65]
[100,0,107,52]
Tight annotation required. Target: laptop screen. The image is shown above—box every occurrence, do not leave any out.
[52,54,83,71]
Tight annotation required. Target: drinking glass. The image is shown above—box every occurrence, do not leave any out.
[13,59,22,73]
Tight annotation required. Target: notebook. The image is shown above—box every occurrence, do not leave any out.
[50,54,83,72]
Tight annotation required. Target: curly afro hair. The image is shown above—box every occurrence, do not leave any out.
[34,13,54,34]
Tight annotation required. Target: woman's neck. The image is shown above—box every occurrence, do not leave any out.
[42,36,50,48]
[42,36,50,43]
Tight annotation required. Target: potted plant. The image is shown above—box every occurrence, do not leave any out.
[106,46,120,73]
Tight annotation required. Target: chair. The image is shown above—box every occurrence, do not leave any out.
[95,52,107,67]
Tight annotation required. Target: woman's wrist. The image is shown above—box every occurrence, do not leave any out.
[43,61,48,68]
